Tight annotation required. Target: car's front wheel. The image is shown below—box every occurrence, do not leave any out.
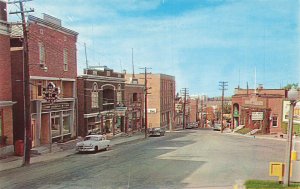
[94,146,98,152]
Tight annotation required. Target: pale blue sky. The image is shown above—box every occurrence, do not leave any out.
[8,0,300,96]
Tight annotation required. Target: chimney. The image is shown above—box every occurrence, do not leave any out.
[0,1,7,21]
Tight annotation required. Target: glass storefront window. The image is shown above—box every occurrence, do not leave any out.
[51,116,60,138]
[63,115,71,134]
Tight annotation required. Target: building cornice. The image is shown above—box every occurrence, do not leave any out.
[28,15,78,36]
[0,20,10,35]
[0,101,16,107]
[30,76,76,82]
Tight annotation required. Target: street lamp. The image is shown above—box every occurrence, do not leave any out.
[284,87,298,186]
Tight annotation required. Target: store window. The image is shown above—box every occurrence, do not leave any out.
[63,115,71,134]
[272,116,278,127]
[51,112,60,138]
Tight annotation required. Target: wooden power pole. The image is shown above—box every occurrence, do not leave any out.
[219,81,228,133]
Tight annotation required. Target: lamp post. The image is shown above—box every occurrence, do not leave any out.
[284,87,298,186]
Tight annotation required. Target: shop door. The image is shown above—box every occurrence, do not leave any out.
[31,119,36,147]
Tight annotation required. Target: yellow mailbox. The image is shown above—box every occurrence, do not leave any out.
[269,162,284,182]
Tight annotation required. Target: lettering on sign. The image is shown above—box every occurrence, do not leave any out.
[147,108,157,113]
[42,102,71,112]
[245,96,264,106]
[252,112,264,121]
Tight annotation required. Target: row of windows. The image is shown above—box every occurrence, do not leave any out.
[38,42,68,71]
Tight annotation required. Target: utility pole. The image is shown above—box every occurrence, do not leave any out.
[9,0,34,166]
[84,43,89,69]
[181,88,189,129]
[139,67,151,138]
[219,81,228,133]
[200,95,203,128]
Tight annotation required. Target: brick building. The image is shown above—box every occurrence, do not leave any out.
[126,74,176,130]
[77,67,126,137]
[0,1,15,155]
[189,97,199,124]
[11,14,78,147]
[232,87,287,134]
[124,78,144,133]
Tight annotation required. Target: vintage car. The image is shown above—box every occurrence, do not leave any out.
[76,135,110,152]
[148,127,165,136]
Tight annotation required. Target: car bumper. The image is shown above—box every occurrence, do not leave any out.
[76,146,95,152]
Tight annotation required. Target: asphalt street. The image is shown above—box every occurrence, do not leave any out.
[0,129,285,189]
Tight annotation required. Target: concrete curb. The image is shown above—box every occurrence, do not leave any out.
[224,132,300,143]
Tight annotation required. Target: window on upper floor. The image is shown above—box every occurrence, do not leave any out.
[63,48,68,71]
[91,82,99,109]
[133,93,138,102]
[38,42,45,65]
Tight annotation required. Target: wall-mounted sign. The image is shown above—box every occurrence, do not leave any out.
[147,108,157,114]
[42,102,71,112]
[252,112,264,121]
[245,96,264,106]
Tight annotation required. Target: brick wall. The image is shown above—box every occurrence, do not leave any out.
[11,49,25,141]
[0,2,7,21]
[0,35,12,100]
[2,107,13,145]
[27,23,77,79]
[269,98,284,134]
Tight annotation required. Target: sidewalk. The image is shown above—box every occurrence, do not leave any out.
[224,129,300,143]
[0,132,145,172]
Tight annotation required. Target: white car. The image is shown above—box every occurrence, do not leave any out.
[76,135,110,152]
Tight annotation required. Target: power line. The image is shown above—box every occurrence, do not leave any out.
[139,67,151,138]
[9,0,34,166]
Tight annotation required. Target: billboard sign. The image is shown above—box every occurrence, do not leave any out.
[282,101,300,124]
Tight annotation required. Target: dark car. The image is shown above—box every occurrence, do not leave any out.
[213,124,222,131]
[148,127,165,136]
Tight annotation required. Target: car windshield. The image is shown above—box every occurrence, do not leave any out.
[4,1,300,189]
[84,136,99,141]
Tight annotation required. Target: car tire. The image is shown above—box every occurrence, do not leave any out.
[94,146,98,153]
[105,145,109,151]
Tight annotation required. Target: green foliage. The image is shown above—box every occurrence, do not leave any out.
[282,83,299,90]
[235,127,252,134]
[245,180,300,188]
[281,122,300,135]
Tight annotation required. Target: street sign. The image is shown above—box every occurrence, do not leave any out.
[252,112,263,120]
[115,107,127,111]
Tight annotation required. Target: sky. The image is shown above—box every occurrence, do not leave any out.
[7,0,300,97]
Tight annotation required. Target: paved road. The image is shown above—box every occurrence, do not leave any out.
[0,129,285,189]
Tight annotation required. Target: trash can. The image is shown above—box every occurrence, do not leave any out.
[15,140,24,156]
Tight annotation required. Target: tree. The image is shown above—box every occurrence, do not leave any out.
[282,83,299,90]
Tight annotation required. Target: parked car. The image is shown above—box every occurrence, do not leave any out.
[76,135,110,153]
[148,127,165,136]
[213,124,222,131]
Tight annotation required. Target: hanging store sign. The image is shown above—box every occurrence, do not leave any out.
[42,102,71,112]
[252,112,264,121]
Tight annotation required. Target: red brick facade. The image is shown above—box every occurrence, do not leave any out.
[124,83,144,132]
[77,67,126,137]
[11,14,78,147]
[232,88,287,134]
[0,1,14,149]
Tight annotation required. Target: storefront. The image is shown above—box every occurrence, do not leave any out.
[31,100,76,146]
